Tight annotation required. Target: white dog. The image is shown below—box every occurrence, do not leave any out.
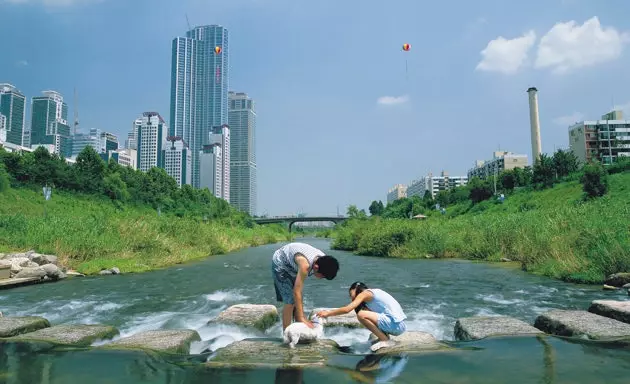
[283,315,326,348]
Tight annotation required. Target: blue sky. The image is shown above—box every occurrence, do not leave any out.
[2,0,630,216]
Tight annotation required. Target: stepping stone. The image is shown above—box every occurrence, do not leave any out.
[454,316,543,341]
[309,308,362,328]
[605,273,630,288]
[534,310,630,340]
[210,304,279,332]
[588,300,630,324]
[103,330,201,354]
[0,316,50,338]
[206,338,339,368]
[371,331,451,355]
[10,324,119,347]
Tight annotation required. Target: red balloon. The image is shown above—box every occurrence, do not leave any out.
[402,43,411,51]
[215,46,222,54]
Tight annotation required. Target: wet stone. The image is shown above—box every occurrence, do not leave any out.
[588,300,630,325]
[534,310,630,340]
[309,308,362,328]
[10,324,119,347]
[0,316,50,338]
[369,331,451,355]
[103,329,201,354]
[211,304,279,332]
[454,316,543,341]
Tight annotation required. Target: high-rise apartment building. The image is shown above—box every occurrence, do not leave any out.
[136,112,168,172]
[126,118,141,150]
[208,124,230,200]
[72,128,119,158]
[228,91,257,215]
[102,132,119,153]
[170,24,229,189]
[30,91,72,157]
[387,184,407,203]
[468,151,529,180]
[108,149,137,170]
[407,171,468,199]
[0,84,26,146]
[199,143,223,198]
[569,110,630,165]
[161,137,192,186]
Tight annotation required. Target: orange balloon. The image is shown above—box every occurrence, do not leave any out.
[402,43,410,51]
[215,46,222,54]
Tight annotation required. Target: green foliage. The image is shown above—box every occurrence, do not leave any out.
[552,149,580,178]
[533,153,555,188]
[347,205,367,219]
[0,164,10,193]
[368,200,385,216]
[581,162,609,199]
[468,177,493,204]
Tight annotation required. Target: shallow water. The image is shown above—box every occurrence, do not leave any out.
[1,238,629,382]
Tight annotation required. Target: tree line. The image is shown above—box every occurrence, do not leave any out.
[362,149,630,220]
[0,145,252,225]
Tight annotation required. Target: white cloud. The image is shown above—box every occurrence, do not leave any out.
[376,95,409,106]
[15,60,28,67]
[475,31,536,74]
[553,112,584,126]
[535,17,629,73]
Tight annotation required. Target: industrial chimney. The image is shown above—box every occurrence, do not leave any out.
[527,87,542,163]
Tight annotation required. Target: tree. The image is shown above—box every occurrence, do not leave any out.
[368,200,384,216]
[0,164,10,193]
[347,205,367,219]
[468,177,493,204]
[552,149,580,178]
[500,170,516,192]
[74,146,106,193]
[533,154,555,188]
[581,162,609,199]
[513,166,533,187]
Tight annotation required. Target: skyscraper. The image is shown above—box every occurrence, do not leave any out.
[126,118,141,150]
[228,91,257,215]
[199,144,223,198]
[161,137,192,186]
[170,24,229,189]
[30,91,72,157]
[136,112,168,172]
[208,124,230,200]
[0,84,26,146]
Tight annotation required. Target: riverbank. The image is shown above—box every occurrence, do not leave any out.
[326,172,630,284]
[0,188,290,275]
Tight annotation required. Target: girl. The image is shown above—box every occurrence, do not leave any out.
[317,282,407,352]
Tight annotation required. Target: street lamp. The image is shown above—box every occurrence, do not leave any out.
[42,185,52,218]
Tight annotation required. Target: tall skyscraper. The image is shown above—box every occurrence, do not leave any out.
[161,136,192,186]
[0,84,26,146]
[30,91,72,157]
[228,91,257,215]
[136,112,168,172]
[199,144,223,198]
[170,24,229,189]
[126,118,141,150]
[208,124,230,200]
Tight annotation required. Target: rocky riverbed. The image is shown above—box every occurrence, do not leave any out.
[0,250,68,284]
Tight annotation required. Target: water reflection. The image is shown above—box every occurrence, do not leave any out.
[274,368,304,384]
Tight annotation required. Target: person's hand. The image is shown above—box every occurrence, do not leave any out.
[302,320,315,329]
[316,310,330,318]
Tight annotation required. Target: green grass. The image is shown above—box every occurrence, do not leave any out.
[329,172,630,284]
[0,188,291,274]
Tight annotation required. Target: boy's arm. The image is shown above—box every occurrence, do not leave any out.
[293,255,311,324]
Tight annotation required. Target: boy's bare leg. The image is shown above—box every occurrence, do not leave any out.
[282,304,295,330]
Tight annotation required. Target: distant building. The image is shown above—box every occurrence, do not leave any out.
[569,110,630,165]
[136,112,168,172]
[228,91,257,215]
[208,124,230,201]
[101,132,119,153]
[407,171,468,199]
[72,128,119,158]
[110,148,137,170]
[161,136,192,186]
[126,118,141,150]
[199,143,223,198]
[467,151,529,180]
[30,90,72,157]
[387,184,407,203]
[0,84,26,146]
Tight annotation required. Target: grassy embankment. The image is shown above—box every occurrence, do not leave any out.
[0,188,290,275]
[323,172,630,284]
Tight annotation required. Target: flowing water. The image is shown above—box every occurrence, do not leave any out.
[1,238,630,383]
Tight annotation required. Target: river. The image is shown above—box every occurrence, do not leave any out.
[1,238,630,383]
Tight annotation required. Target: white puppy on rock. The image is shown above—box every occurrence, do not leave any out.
[283,315,326,348]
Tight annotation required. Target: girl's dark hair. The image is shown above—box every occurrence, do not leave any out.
[349,282,369,313]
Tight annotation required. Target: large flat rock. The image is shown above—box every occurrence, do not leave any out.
[588,300,630,324]
[210,304,279,332]
[103,330,201,354]
[10,324,119,347]
[207,338,339,368]
[605,273,630,287]
[309,308,362,328]
[534,310,630,340]
[369,331,451,355]
[0,316,50,337]
[454,316,543,341]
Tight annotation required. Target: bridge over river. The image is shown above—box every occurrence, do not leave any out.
[253,216,347,232]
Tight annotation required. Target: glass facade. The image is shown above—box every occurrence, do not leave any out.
[0,84,26,146]
[228,92,257,215]
[30,92,72,157]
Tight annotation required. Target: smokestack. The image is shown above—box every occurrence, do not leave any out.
[527,87,542,163]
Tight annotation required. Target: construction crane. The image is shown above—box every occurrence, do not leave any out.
[73,87,79,135]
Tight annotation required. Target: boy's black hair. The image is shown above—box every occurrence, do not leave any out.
[315,255,339,280]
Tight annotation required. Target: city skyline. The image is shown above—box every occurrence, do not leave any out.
[2,1,630,215]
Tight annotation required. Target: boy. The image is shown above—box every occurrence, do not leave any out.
[271,242,339,330]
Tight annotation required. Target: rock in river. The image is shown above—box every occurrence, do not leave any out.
[454,316,543,341]
[13,266,46,279]
[309,308,362,328]
[10,324,119,347]
[588,300,630,325]
[367,331,450,355]
[0,316,50,338]
[207,338,339,368]
[605,273,630,288]
[534,309,630,340]
[211,304,279,332]
[103,329,201,354]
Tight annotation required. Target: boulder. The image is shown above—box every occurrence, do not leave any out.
[0,316,50,337]
[454,316,543,341]
[534,310,630,340]
[309,308,362,328]
[30,253,57,266]
[605,273,630,288]
[588,300,630,324]
[370,331,450,355]
[66,270,85,278]
[603,284,619,291]
[40,264,63,280]
[211,304,279,332]
[13,266,46,279]
[99,270,113,275]
[207,338,339,368]
[103,330,201,354]
[110,267,121,275]
[10,324,119,347]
